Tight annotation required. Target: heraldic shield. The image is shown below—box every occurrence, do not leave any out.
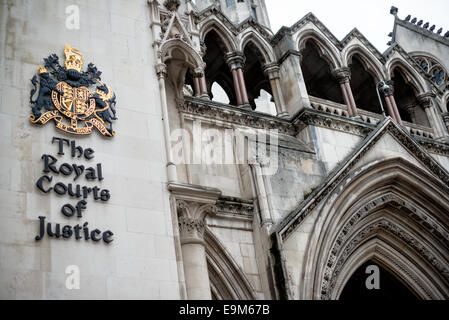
[29,44,117,137]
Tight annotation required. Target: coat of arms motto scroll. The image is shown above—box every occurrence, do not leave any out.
[30,45,117,137]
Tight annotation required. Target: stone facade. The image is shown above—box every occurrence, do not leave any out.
[1,0,449,300]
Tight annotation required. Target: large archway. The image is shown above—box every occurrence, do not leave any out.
[300,158,449,300]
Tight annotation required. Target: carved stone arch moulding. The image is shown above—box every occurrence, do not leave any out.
[161,38,206,71]
[387,58,428,95]
[199,19,237,53]
[239,31,276,64]
[344,45,386,81]
[300,158,449,300]
[320,206,449,300]
[297,30,342,69]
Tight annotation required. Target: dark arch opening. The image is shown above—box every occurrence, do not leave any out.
[392,68,430,127]
[300,41,343,104]
[243,41,272,110]
[339,260,419,300]
[204,30,236,105]
[349,55,382,114]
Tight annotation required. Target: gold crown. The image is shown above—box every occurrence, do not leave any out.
[38,65,48,74]
[64,44,84,72]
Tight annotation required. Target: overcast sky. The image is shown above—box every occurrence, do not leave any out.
[265,0,449,53]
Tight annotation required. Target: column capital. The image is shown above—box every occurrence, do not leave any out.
[332,67,351,83]
[192,67,205,78]
[417,93,436,109]
[263,63,281,80]
[225,52,245,70]
[155,63,168,80]
[168,183,221,244]
[176,200,216,244]
[379,80,394,97]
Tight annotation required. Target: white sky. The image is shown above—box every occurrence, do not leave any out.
[265,0,449,53]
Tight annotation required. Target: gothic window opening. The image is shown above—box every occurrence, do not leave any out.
[349,55,383,114]
[243,41,273,110]
[301,41,344,104]
[392,68,430,127]
[414,55,448,89]
[204,29,236,105]
[254,89,276,115]
[211,82,230,104]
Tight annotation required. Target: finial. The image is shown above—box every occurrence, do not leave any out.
[390,6,398,15]
[405,15,411,21]
[411,18,417,24]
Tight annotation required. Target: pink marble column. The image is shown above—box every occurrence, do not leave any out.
[339,82,353,116]
[200,76,208,98]
[383,95,397,122]
[193,77,201,97]
[344,82,359,116]
[232,69,243,105]
[237,68,249,105]
[389,95,403,125]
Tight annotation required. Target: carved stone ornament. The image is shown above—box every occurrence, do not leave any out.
[164,0,180,12]
[176,199,217,244]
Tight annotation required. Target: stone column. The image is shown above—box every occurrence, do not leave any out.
[263,63,289,118]
[382,82,403,125]
[418,93,447,137]
[333,68,358,117]
[226,52,251,109]
[168,183,222,300]
[193,77,201,97]
[156,63,178,182]
[193,69,209,99]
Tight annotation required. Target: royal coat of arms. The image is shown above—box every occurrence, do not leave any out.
[30,45,117,137]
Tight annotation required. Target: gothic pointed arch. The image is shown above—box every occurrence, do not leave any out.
[160,38,206,98]
[242,39,273,110]
[239,31,276,64]
[387,58,427,95]
[389,63,430,126]
[299,39,344,104]
[298,30,342,70]
[200,18,237,53]
[348,54,383,114]
[203,29,237,104]
[344,45,385,82]
[301,158,449,300]
[205,229,257,300]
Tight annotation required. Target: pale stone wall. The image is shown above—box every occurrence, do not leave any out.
[0,0,180,299]
[207,216,265,299]
[395,24,449,72]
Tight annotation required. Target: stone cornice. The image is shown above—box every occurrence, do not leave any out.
[180,96,295,135]
[181,96,448,156]
[216,197,255,219]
